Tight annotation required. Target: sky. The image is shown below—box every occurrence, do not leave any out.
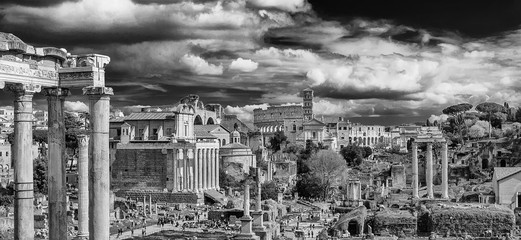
[1,0,521,125]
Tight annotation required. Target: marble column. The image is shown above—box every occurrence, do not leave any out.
[215,149,220,190]
[236,184,259,240]
[210,149,215,189]
[197,149,203,191]
[412,142,419,199]
[45,87,70,240]
[83,86,113,240]
[426,143,434,199]
[149,195,152,214]
[252,168,266,235]
[77,135,90,238]
[202,149,207,190]
[8,83,39,240]
[172,150,177,192]
[143,196,146,217]
[194,149,199,192]
[441,142,449,199]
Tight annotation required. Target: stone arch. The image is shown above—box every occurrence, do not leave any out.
[501,159,507,167]
[206,117,215,125]
[194,115,203,125]
[348,219,360,236]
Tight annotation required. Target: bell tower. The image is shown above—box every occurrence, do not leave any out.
[302,88,314,120]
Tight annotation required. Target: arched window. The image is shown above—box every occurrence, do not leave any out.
[292,124,296,131]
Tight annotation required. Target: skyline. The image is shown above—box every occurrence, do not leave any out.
[1,0,521,125]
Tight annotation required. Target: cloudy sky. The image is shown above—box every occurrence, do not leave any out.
[1,0,521,125]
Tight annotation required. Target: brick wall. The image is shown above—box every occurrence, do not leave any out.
[112,148,168,191]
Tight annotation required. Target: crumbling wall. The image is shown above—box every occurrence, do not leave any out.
[374,209,416,236]
[428,203,514,237]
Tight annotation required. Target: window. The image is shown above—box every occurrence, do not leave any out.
[341,137,345,139]
[6,151,8,157]
[184,125,188,136]
[0,152,2,157]
[293,124,296,131]
[312,132,316,139]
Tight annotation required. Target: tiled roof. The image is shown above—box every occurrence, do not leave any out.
[220,142,250,149]
[494,167,521,181]
[124,112,174,121]
[194,124,228,133]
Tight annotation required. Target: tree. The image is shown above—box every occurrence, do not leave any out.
[268,131,287,152]
[476,102,506,138]
[515,107,521,123]
[65,112,88,170]
[261,181,279,200]
[442,103,473,143]
[295,173,324,199]
[340,145,364,167]
[307,150,347,199]
[468,124,486,139]
[33,156,48,194]
[362,146,373,158]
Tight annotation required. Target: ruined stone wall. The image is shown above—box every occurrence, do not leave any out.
[111,148,168,191]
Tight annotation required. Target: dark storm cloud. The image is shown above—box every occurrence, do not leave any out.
[312,86,419,101]
[309,0,521,38]
[0,0,79,7]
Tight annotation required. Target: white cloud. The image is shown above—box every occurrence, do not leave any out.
[428,114,449,124]
[224,104,269,122]
[180,54,224,75]
[230,58,259,72]
[247,0,311,13]
[64,101,89,113]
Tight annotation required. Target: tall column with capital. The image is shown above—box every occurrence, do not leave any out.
[8,83,39,240]
[197,149,203,191]
[236,183,260,240]
[83,86,113,240]
[77,134,90,238]
[441,142,449,199]
[172,149,178,192]
[252,168,266,237]
[210,149,215,189]
[45,87,70,240]
[202,149,207,190]
[412,142,419,199]
[426,143,434,199]
[193,149,199,192]
[215,149,221,190]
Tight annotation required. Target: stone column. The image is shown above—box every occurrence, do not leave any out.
[143,196,146,217]
[149,194,152,215]
[216,149,220,190]
[184,149,188,191]
[202,149,207,190]
[193,149,198,192]
[83,86,113,240]
[236,183,259,240]
[441,142,449,199]
[45,87,70,240]
[172,149,177,192]
[412,142,419,199]
[8,83,39,240]
[197,149,203,191]
[252,168,266,237]
[426,143,434,199]
[210,149,215,189]
[77,135,90,238]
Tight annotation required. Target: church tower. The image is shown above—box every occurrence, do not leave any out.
[302,88,314,120]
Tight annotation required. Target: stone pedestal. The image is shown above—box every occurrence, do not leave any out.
[77,135,89,238]
[84,86,113,240]
[235,215,260,240]
[252,211,267,240]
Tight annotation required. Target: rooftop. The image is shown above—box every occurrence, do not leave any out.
[124,112,174,121]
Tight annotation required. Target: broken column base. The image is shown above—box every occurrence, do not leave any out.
[252,211,267,240]
[234,216,260,240]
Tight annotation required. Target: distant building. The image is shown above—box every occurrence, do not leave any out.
[220,131,256,176]
[492,167,521,209]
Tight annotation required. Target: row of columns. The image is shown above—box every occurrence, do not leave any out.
[172,148,220,192]
[9,83,113,240]
[411,141,449,199]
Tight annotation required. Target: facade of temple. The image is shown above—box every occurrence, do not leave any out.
[110,103,220,193]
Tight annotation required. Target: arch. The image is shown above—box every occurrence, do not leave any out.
[194,115,203,125]
[501,159,507,167]
[482,158,489,169]
[348,220,360,236]
[222,139,226,145]
[206,117,215,125]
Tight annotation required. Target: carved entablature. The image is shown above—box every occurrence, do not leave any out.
[0,32,110,89]
[59,54,110,88]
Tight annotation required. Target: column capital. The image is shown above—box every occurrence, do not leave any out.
[82,86,113,96]
[43,87,71,97]
[78,134,90,147]
[5,83,41,97]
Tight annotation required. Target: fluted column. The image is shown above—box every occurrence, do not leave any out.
[426,143,434,199]
[8,83,39,240]
[149,194,152,214]
[210,149,215,189]
[83,86,113,240]
[45,87,70,240]
[184,149,188,190]
[143,196,146,217]
[202,149,208,190]
[441,142,449,199]
[215,149,221,190]
[198,149,203,191]
[77,135,90,238]
[172,149,178,192]
[412,142,419,199]
[194,149,199,192]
